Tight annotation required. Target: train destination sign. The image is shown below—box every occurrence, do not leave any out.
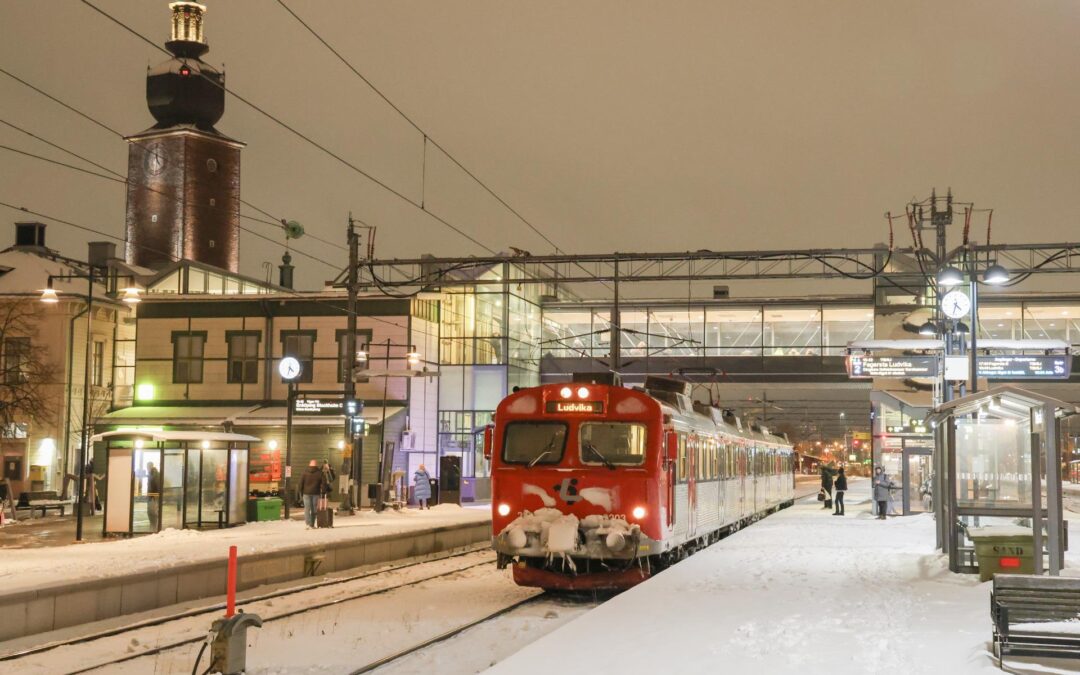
[846,355,938,379]
[293,398,346,416]
[977,355,1071,379]
[546,401,605,414]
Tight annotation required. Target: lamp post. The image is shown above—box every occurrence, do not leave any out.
[277,356,302,519]
[935,259,1009,396]
[40,271,141,541]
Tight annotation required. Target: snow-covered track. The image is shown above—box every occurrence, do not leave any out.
[2,547,493,673]
[351,592,546,674]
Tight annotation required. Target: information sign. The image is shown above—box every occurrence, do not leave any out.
[847,355,938,378]
[292,398,346,416]
[977,355,1071,380]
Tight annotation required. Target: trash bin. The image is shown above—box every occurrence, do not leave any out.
[246,497,282,522]
[968,527,1036,582]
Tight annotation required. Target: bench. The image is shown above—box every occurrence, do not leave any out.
[991,574,1080,668]
[15,491,74,517]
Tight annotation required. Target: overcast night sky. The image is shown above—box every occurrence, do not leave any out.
[2,1,1080,293]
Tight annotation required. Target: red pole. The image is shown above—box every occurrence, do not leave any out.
[226,545,238,618]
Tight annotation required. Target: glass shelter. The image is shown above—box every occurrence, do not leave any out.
[929,385,1076,576]
[93,430,258,535]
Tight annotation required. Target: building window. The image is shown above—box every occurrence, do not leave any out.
[226,331,260,384]
[92,340,105,387]
[336,329,373,383]
[3,337,30,385]
[280,330,315,383]
[172,332,206,383]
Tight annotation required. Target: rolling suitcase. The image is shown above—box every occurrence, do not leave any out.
[316,496,333,528]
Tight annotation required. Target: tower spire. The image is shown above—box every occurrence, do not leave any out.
[166,2,209,58]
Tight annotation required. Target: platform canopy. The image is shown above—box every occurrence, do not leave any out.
[90,430,261,443]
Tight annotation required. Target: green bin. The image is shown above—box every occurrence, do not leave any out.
[246,497,283,522]
[968,529,1035,582]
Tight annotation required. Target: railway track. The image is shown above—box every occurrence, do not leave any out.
[351,593,546,675]
[2,546,497,674]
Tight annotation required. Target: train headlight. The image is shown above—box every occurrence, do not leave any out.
[576,386,589,399]
[559,386,573,399]
[497,503,511,517]
[632,506,646,519]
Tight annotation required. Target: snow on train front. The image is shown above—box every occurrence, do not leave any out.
[486,380,668,591]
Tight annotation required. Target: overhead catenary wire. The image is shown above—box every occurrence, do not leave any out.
[0,68,349,260]
[273,0,563,255]
[78,0,498,255]
[0,142,340,272]
[0,200,412,331]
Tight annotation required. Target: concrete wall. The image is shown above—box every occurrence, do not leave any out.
[0,518,491,643]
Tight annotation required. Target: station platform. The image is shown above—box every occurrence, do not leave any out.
[0,505,490,642]
[491,481,1080,675]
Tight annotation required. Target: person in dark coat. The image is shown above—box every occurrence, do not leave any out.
[413,464,432,509]
[320,460,336,498]
[820,464,835,509]
[299,460,328,528]
[832,466,848,516]
[146,462,161,531]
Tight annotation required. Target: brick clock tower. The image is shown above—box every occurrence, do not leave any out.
[124,1,243,273]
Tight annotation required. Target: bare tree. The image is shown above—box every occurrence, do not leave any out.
[0,299,58,429]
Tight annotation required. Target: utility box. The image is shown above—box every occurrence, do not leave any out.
[246,497,282,522]
[28,465,46,482]
[969,528,1036,582]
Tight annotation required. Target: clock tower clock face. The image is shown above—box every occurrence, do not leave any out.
[941,290,971,319]
[144,144,166,175]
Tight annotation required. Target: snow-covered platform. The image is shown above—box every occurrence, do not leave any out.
[492,481,1080,675]
[0,505,490,643]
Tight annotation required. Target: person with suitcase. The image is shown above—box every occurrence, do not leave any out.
[299,459,328,529]
[317,459,334,528]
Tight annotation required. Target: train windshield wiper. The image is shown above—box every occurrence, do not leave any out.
[528,436,559,467]
[584,441,616,470]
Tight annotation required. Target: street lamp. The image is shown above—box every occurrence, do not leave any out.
[39,269,139,541]
[983,263,1009,285]
[937,266,964,286]
[918,320,938,336]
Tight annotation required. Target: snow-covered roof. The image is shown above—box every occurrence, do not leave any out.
[929,384,1080,421]
[0,249,118,302]
[90,430,260,443]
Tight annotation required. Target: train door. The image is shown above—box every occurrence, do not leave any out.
[737,443,747,518]
[687,434,698,539]
[664,430,676,529]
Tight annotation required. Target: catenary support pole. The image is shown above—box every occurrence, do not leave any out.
[343,215,358,512]
[76,267,94,542]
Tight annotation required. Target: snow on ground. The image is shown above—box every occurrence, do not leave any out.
[67,552,534,675]
[490,481,1080,675]
[373,595,599,675]
[0,506,489,595]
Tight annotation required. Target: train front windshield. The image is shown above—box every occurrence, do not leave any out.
[503,422,567,465]
[579,422,647,466]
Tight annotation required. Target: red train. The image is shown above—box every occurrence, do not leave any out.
[486,375,795,590]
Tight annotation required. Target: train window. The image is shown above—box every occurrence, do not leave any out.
[579,422,647,467]
[501,422,567,465]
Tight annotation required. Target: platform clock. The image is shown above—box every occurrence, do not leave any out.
[940,289,971,319]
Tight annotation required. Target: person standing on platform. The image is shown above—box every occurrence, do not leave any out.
[320,461,336,499]
[299,459,328,528]
[873,466,892,519]
[820,463,835,510]
[832,466,847,516]
[146,461,161,531]
[413,464,432,510]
